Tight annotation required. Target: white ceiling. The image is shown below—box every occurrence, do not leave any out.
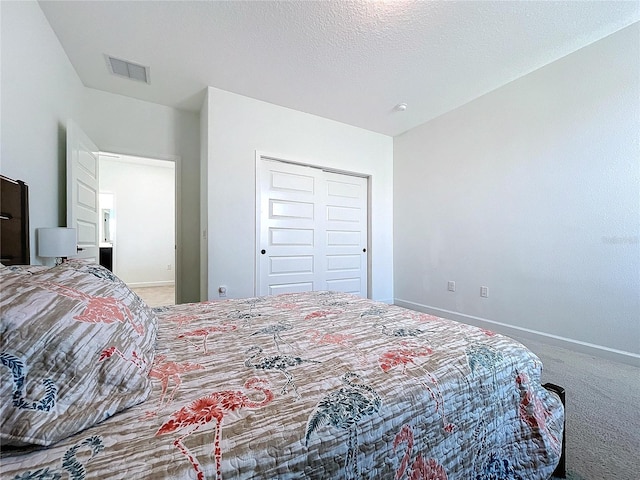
[38,1,639,136]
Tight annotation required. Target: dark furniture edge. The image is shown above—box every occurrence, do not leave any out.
[543,382,566,479]
[0,174,30,265]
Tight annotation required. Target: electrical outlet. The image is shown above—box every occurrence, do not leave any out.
[167,264,172,270]
[447,281,456,292]
[218,286,227,298]
[480,286,489,298]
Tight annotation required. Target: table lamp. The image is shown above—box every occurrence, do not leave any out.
[37,227,77,265]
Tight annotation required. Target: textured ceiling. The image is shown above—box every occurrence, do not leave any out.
[39,1,639,136]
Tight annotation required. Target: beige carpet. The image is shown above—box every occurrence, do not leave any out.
[131,285,175,307]
[512,335,639,480]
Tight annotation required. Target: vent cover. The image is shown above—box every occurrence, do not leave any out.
[105,55,150,84]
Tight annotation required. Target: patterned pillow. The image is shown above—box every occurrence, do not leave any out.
[0,260,157,447]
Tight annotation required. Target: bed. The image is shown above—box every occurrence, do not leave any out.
[0,176,565,479]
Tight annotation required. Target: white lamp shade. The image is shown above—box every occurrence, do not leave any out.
[37,228,77,258]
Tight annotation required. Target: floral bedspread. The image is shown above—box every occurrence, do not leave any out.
[1,291,564,479]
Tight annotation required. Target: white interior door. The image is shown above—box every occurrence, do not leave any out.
[258,160,322,295]
[323,171,368,295]
[67,120,99,262]
[257,158,368,297]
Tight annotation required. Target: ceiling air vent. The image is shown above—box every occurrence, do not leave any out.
[105,55,150,84]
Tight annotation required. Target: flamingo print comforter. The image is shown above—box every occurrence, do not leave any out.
[1,291,564,479]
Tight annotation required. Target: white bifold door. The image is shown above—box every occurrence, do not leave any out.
[257,158,368,297]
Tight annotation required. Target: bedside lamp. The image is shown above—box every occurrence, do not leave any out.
[37,228,77,265]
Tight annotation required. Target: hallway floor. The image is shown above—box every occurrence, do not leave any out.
[131,285,175,307]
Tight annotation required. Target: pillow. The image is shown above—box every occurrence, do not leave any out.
[0,260,157,447]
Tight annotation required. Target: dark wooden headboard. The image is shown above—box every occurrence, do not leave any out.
[0,175,30,265]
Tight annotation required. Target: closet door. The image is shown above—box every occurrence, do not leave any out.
[257,158,368,297]
[257,160,324,295]
[322,171,368,296]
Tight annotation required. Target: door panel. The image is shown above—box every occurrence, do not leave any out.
[269,282,313,295]
[271,170,315,192]
[326,254,361,271]
[327,179,361,198]
[67,120,100,263]
[327,205,361,222]
[326,277,362,293]
[327,230,361,246]
[271,199,315,219]
[270,228,315,246]
[270,255,314,274]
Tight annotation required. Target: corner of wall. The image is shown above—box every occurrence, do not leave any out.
[199,89,210,301]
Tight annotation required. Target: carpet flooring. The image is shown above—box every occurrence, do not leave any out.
[130,285,175,307]
[513,335,639,480]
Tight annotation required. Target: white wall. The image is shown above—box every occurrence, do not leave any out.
[205,87,394,302]
[0,2,201,303]
[0,0,84,256]
[394,24,640,365]
[100,156,175,287]
[79,88,201,303]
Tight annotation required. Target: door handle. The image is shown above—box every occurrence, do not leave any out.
[261,249,266,255]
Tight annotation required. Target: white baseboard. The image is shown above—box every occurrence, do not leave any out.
[128,281,175,288]
[374,297,395,305]
[394,298,640,368]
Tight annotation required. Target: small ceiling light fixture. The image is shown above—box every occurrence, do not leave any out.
[394,103,408,112]
[105,54,150,84]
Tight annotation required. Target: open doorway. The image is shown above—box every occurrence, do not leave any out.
[98,153,176,306]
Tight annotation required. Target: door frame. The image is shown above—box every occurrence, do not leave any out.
[99,151,181,304]
[254,151,372,297]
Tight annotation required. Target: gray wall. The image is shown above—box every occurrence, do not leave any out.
[393,24,640,364]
